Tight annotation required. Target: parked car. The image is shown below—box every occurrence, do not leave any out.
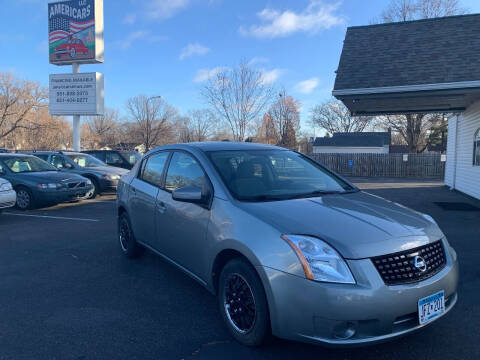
[54,38,89,58]
[82,150,142,170]
[0,154,93,210]
[24,151,128,199]
[117,142,458,347]
[0,177,16,213]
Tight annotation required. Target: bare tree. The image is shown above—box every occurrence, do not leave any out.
[310,98,372,135]
[125,95,177,152]
[266,90,301,149]
[86,108,120,148]
[381,0,466,22]
[176,109,217,143]
[201,62,274,141]
[0,73,47,143]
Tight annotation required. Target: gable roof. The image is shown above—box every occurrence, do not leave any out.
[333,14,480,92]
[313,132,390,148]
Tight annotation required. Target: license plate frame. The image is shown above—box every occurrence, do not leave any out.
[418,290,445,325]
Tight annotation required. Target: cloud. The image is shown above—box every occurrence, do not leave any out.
[115,31,166,50]
[295,77,319,94]
[239,1,344,38]
[261,68,282,85]
[146,0,191,20]
[248,57,269,66]
[123,14,137,25]
[0,34,25,44]
[193,67,226,83]
[179,43,210,60]
[36,40,48,54]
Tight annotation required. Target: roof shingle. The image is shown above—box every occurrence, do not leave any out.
[333,14,480,91]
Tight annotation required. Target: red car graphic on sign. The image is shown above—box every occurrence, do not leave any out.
[54,39,89,58]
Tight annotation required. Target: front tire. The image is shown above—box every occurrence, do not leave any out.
[15,187,34,210]
[84,178,99,199]
[118,212,145,258]
[218,258,270,347]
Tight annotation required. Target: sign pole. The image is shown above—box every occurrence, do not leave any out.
[72,62,81,152]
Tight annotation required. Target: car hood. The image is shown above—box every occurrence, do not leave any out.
[237,191,443,259]
[81,166,128,176]
[0,178,10,186]
[13,171,87,183]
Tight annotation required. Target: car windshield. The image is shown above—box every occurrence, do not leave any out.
[120,151,141,165]
[67,154,105,168]
[207,150,357,202]
[2,156,57,173]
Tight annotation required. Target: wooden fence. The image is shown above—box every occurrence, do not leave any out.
[308,153,446,178]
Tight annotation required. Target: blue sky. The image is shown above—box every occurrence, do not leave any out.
[1,0,480,132]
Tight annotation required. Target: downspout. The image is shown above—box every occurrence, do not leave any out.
[451,114,459,190]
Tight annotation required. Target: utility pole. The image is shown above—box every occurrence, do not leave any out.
[72,62,80,152]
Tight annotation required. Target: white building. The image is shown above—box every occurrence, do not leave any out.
[332,14,480,200]
[445,104,480,199]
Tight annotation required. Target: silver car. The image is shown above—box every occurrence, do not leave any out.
[0,177,16,213]
[117,142,458,347]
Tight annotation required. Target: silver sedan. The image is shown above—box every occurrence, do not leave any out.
[0,177,16,213]
[117,142,458,347]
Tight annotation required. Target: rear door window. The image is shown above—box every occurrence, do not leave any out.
[140,152,169,187]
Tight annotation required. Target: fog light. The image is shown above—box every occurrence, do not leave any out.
[332,321,356,340]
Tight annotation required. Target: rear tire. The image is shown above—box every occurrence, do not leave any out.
[218,258,270,347]
[15,187,34,210]
[118,212,145,258]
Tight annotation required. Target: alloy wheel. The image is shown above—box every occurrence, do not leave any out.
[119,217,130,252]
[224,273,256,334]
[16,190,30,210]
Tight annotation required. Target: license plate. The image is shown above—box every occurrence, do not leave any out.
[418,290,445,325]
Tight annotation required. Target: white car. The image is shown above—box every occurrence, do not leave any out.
[0,178,16,213]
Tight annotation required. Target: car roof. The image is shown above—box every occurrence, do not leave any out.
[0,153,37,158]
[150,142,287,153]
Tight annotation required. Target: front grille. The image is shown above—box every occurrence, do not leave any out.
[371,240,447,285]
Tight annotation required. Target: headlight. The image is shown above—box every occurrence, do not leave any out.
[282,235,356,284]
[0,182,12,192]
[37,183,61,190]
[102,174,120,180]
[422,213,438,226]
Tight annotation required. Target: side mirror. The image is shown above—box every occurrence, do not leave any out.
[172,186,205,204]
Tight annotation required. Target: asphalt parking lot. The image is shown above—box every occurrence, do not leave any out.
[0,181,479,360]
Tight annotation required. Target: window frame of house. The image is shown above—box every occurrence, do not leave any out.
[474,128,480,166]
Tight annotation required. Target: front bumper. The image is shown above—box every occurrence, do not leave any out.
[98,178,119,193]
[0,190,16,209]
[259,239,459,346]
[34,186,93,204]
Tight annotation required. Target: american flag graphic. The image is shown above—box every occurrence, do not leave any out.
[49,16,94,44]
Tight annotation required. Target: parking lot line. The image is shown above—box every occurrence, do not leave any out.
[3,212,99,222]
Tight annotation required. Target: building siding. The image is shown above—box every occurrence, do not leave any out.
[445,101,480,200]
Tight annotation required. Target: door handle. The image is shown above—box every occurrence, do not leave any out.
[157,201,167,213]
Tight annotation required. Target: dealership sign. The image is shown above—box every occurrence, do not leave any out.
[49,73,104,115]
[48,0,104,65]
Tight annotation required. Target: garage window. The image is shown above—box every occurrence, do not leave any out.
[474,129,480,166]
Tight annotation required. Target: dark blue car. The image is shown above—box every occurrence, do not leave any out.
[0,154,93,210]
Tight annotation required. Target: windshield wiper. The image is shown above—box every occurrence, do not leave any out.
[289,189,357,199]
[240,194,292,202]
